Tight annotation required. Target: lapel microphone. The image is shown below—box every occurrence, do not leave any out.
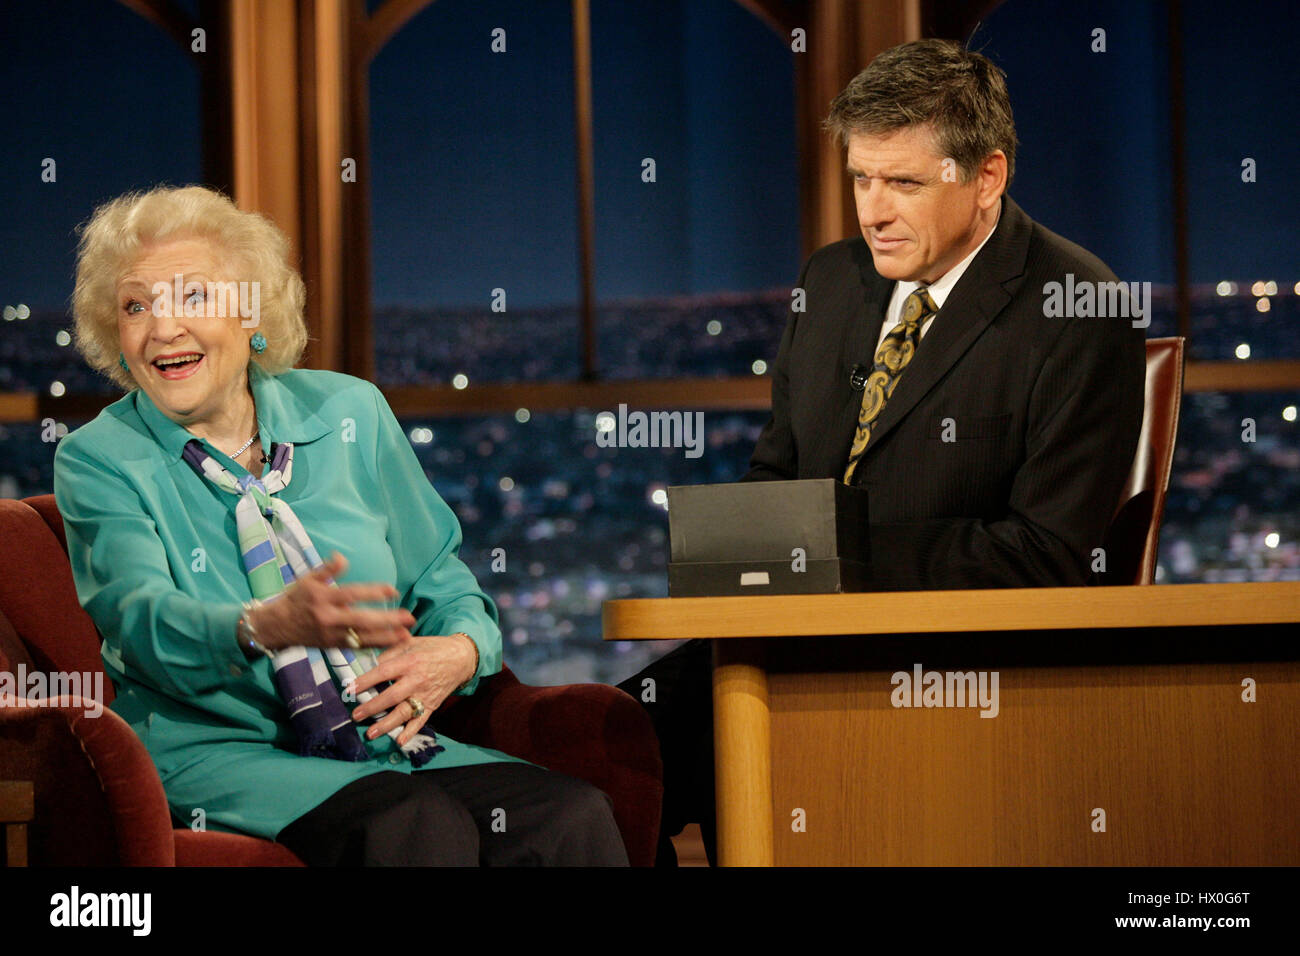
[849,364,868,390]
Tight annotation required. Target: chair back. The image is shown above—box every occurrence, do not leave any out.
[1103,337,1185,585]
[0,496,110,701]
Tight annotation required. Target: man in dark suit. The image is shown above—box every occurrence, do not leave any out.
[621,38,1145,863]
[748,187,1145,590]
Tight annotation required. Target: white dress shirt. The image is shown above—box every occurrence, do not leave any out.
[876,206,1002,351]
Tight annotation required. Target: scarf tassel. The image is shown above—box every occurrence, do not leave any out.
[401,735,445,768]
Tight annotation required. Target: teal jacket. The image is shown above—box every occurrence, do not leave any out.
[53,363,520,840]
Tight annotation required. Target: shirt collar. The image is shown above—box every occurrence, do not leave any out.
[896,200,1002,311]
[135,362,332,462]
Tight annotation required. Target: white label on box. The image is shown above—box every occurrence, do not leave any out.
[740,572,771,587]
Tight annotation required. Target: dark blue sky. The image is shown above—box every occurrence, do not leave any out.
[0,0,201,312]
[982,0,1298,286]
[368,0,799,307]
[1,0,1296,312]
[980,0,1175,282]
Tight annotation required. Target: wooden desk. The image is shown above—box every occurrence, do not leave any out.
[603,582,1300,865]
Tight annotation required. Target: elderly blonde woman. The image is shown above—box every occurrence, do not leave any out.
[53,185,627,865]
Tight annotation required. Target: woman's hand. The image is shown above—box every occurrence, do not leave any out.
[247,551,416,651]
[347,633,480,745]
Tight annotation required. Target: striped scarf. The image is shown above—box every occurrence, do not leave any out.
[181,439,442,767]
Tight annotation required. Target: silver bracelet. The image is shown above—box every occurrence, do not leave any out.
[237,598,274,660]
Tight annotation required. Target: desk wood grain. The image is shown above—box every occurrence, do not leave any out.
[603,582,1300,641]
[603,583,1300,865]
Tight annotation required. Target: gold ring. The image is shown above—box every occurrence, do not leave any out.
[344,629,362,650]
[407,697,425,718]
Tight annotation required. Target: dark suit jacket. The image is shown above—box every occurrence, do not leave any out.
[744,195,1146,590]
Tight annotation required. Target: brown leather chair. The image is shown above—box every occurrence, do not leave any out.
[0,494,663,866]
[1101,337,1186,585]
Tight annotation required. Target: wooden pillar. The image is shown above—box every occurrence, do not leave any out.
[341,1,377,382]
[713,640,774,866]
[796,0,920,258]
[298,0,368,378]
[572,0,598,381]
[228,0,303,259]
[225,0,371,378]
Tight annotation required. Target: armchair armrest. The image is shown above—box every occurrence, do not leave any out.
[173,828,304,866]
[432,666,664,866]
[0,695,175,865]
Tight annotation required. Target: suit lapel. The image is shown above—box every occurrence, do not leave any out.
[854,195,1031,456]
[807,239,891,477]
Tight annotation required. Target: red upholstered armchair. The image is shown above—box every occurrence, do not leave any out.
[0,494,662,866]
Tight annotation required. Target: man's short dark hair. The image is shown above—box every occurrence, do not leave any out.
[825,38,1018,185]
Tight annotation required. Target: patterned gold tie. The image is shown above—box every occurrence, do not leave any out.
[842,286,939,484]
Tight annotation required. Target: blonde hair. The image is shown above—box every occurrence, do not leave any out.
[72,185,308,390]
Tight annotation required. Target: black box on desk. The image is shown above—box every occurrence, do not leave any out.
[667,478,871,596]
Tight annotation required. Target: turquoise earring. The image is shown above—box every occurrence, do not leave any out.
[118,352,129,371]
[250,332,268,354]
